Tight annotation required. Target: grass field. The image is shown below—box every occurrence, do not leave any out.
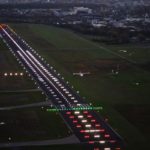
[0,39,21,71]
[4,23,150,149]
[0,75,36,90]
[0,107,70,142]
[84,34,150,64]
[0,91,46,107]
[0,38,35,90]
[98,43,150,64]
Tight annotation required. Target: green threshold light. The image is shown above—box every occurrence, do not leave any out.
[46,106,103,112]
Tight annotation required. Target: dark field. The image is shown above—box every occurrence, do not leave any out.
[0,91,46,107]
[116,104,150,140]
[0,108,70,142]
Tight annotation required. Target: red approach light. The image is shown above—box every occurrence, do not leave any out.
[99,129,105,133]
[83,111,88,114]
[104,134,110,138]
[69,115,75,119]
[116,148,121,150]
[73,120,78,123]
[87,115,92,118]
[80,130,85,133]
[91,119,96,123]
[95,124,101,127]
[94,148,100,150]
[109,140,116,143]
[76,124,82,128]
[89,141,94,144]
[66,111,71,115]
[84,135,90,139]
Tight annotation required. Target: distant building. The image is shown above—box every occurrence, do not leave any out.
[91,20,107,27]
[69,7,92,15]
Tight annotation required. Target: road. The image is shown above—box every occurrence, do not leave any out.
[0,24,124,150]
